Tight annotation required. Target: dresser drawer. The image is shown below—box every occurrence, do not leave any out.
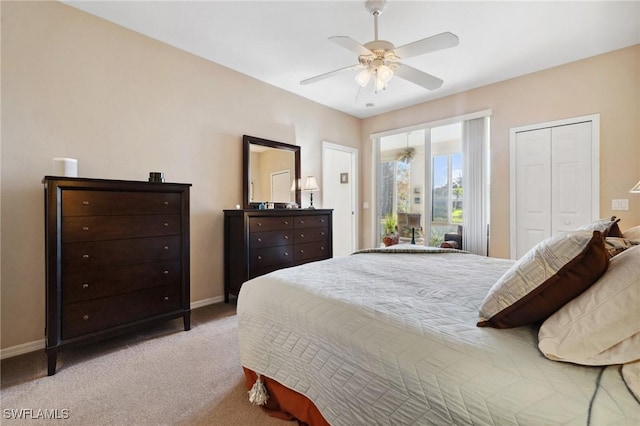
[63,260,181,304]
[294,241,329,262]
[250,230,293,249]
[249,245,293,270]
[249,216,293,232]
[62,284,182,339]
[62,190,181,216]
[293,226,329,244]
[62,215,181,242]
[293,215,330,229]
[63,236,181,270]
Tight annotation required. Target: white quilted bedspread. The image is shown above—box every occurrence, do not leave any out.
[237,249,640,425]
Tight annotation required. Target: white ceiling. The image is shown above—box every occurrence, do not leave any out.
[63,1,640,119]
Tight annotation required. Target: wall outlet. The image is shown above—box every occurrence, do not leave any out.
[612,199,629,211]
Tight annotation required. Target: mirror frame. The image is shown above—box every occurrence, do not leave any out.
[243,135,301,209]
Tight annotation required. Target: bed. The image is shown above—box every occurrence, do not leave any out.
[237,238,640,425]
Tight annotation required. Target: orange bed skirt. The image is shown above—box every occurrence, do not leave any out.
[243,367,330,426]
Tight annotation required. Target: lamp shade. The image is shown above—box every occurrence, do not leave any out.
[290,178,301,191]
[304,176,319,192]
[630,180,640,193]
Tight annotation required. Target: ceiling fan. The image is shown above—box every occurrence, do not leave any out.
[300,0,458,93]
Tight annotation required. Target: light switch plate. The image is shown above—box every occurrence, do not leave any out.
[612,199,629,211]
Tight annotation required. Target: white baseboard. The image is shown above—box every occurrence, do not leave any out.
[190,295,224,309]
[0,296,227,360]
[1,339,45,360]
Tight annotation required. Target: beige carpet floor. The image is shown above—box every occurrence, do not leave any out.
[1,303,290,425]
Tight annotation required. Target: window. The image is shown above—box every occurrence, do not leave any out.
[430,152,462,246]
[378,131,425,244]
[374,112,490,253]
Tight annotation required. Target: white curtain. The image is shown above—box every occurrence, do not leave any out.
[462,117,489,255]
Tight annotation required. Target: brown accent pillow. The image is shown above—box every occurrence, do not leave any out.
[606,216,624,238]
[578,216,623,237]
[478,231,609,328]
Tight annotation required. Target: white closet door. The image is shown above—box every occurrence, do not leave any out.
[551,122,592,235]
[515,128,552,258]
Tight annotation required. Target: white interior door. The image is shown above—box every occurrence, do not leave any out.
[511,116,599,259]
[322,142,358,256]
[515,128,552,258]
[270,170,291,202]
[551,122,592,234]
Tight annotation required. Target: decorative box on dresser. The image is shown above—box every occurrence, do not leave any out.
[223,209,333,302]
[43,176,191,375]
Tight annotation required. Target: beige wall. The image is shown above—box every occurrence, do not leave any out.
[2,1,638,352]
[361,45,640,257]
[0,1,360,350]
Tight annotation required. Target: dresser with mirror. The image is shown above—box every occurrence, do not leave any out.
[223,135,333,302]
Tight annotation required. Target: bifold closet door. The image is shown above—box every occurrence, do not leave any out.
[550,122,592,236]
[515,127,552,258]
[514,121,593,258]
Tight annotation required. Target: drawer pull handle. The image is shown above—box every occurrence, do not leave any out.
[284,252,289,256]
[82,226,90,231]
[164,201,169,205]
[82,283,89,289]
[321,219,325,223]
[284,221,289,225]
[164,246,169,250]
[83,315,89,321]
[163,270,169,275]
[257,222,262,227]
[257,238,262,242]
[82,201,90,205]
[299,220,304,224]
[321,246,325,250]
[321,232,325,236]
[164,222,169,227]
[257,255,263,260]
[164,296,169,301]
[284,235,289,240]
[82,254,90,259]
[300,249,304,254]
[300,234,304,238]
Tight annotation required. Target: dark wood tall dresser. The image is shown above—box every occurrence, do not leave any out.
[223,209,332,302]
[43,177,191,375]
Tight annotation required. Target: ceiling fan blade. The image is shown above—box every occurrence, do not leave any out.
[300,64,361,85]
[394,32,459,59]
[394,64,444,90]
[329,36,374,56]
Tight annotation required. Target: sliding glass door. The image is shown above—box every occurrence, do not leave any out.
[430,124,463,246]
[377,123,463,247]
[378,130,427,245]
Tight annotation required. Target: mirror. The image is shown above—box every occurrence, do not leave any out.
[243,135,301,209]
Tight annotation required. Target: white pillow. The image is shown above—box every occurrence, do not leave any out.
[624,225,640,242]
[538,245,640,365]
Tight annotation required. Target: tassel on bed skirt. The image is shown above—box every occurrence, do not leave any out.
[248,374,269,406]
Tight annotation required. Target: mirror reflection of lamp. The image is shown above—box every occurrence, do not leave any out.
[303,176,319,209]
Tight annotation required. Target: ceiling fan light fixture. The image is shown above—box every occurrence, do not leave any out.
[300,0,458,95]
[355,68,372,86]
[376,64,393,83]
